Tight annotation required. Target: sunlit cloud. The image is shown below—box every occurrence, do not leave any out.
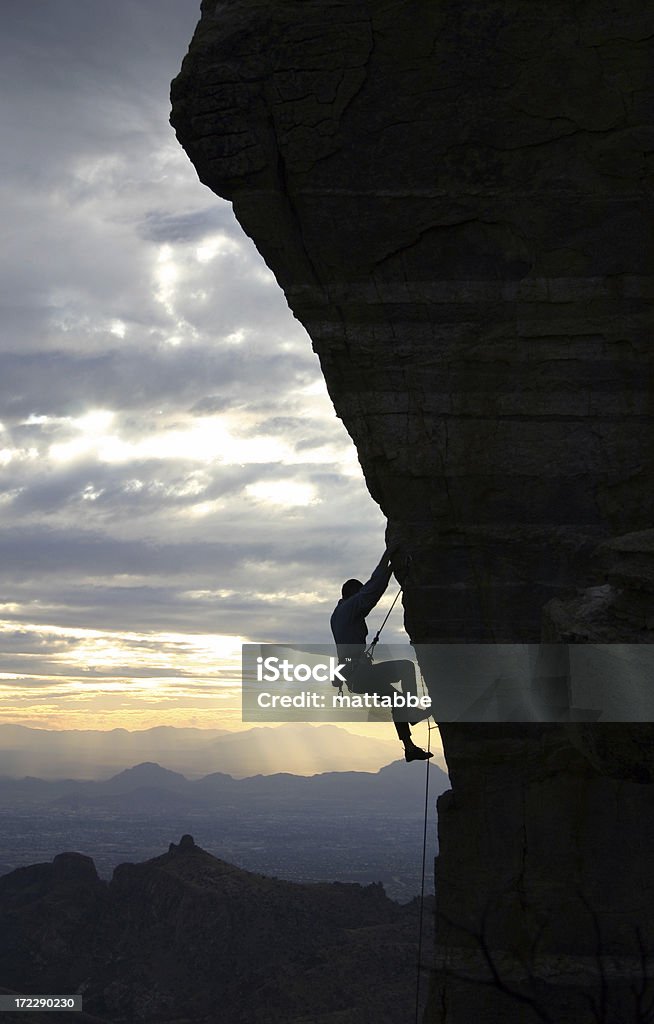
[0,0,396,741]
[154,243,178,315]
[80,484,105,502]
[0,618,249,730]
[184,499,225,519]
[0,447,38,467]
[46,411,301,467]
[110,319,127,338]
[195,233,240,263]
[246,480,318,508]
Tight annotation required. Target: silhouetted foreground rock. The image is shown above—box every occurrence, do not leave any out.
[0,837,426,1023]
[170,3,654,1021]
[171,0,654,643]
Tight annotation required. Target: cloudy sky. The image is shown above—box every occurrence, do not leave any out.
[0,0,416,736]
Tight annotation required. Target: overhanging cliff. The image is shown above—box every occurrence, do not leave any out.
[171,0,653,643]
[171,2,654,1021]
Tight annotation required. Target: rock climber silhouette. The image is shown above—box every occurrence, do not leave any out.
[330,546,433,762]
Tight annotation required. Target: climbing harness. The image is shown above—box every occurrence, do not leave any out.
[335,584,403,698]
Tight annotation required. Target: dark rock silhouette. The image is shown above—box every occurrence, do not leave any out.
[103,762,189,792]
[170,3,654,1020]
[0,851,106,1000]
[0,757,449,812]
[168,832,196,853]
[171,1,654,640]
[0,839,426,1024]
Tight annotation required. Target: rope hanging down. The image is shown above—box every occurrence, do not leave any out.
[367,561,435,1023]
[364,571,434,1024]
[351,565,436,1024]
[414,670,436,1024]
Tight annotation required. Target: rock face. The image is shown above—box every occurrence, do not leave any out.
[546,529,654,643]
[170,2,654,1021]
[545,529,654,785]
[171,0,654,642]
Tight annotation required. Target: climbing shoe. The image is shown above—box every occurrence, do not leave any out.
[404,744,433,762]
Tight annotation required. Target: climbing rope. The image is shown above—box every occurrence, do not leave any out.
[345,559,437,1024]
[415,667,437,1024]
[366,553,413,661]
[365,585,403,660]
[363,557,436,1022]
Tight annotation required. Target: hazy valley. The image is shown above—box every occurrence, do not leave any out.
[0,725,448,902]
[0,835,434,1023]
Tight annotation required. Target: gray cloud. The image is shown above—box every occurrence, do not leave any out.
[139,207,238,245]
[0,0,393,727]
[0,341,318,421]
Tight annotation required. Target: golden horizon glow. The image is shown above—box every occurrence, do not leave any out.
[0,616,445,765]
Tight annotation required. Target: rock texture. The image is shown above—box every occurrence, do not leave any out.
[171,0,654,642]
[545,529,654,785]
[546,529,654,643]
[170,3,654,1021]
[0,838,425,1024]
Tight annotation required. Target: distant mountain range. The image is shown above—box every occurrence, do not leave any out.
[0,757,449,902]
[0,835,431,1023]
[0,756,450,815]
[0,722,402,779]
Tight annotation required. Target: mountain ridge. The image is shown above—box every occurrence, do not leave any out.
[0,722,402,779]
[0,757,449,810]
[0,835,429,1023]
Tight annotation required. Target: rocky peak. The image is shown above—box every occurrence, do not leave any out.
[168,833,197,854]
[0,840,422,1023]
[51,851,99,884]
